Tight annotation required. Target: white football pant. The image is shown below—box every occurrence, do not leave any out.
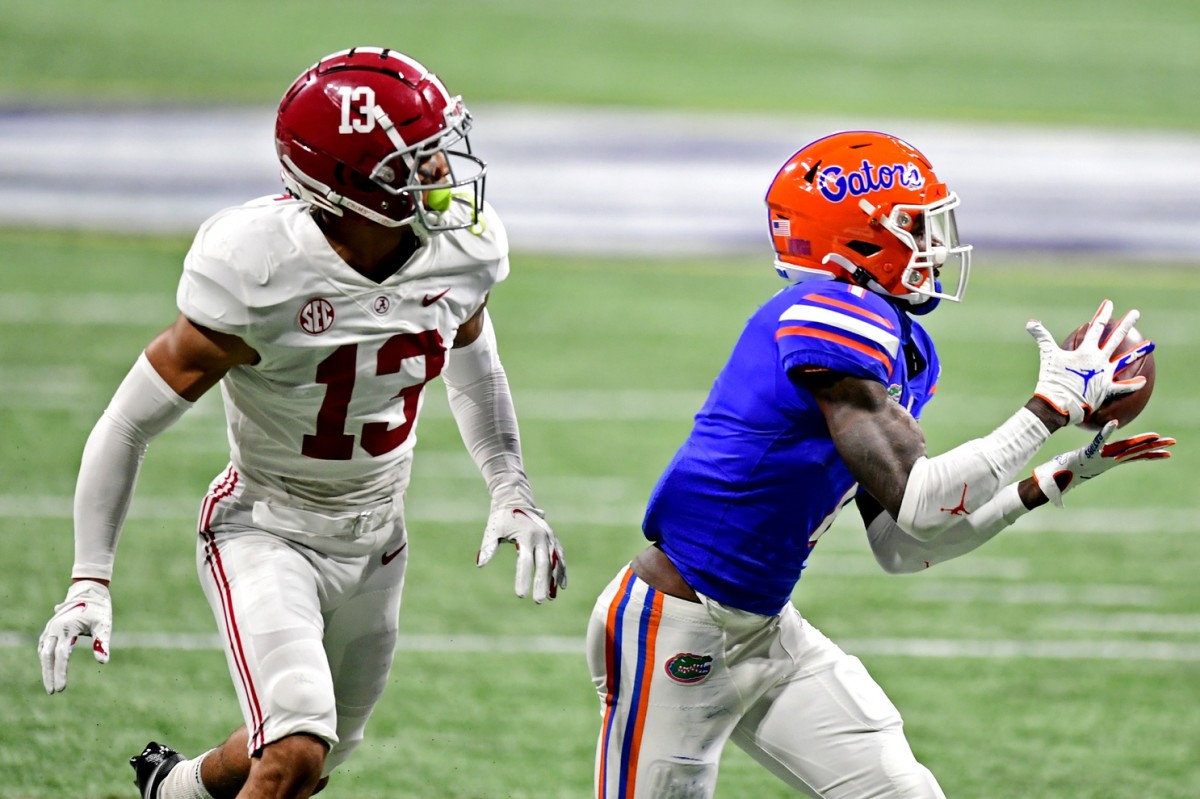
[587,566,946,798]
[195,465,409,777]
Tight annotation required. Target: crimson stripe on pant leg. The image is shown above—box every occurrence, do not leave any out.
[196,468,264,750]
[202,531,265,752]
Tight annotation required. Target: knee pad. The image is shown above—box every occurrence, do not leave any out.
[260,642,338,747]
[267,663,337,719]
[644,759,718,799]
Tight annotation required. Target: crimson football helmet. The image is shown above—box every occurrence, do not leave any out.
[765,131,971,307]
[275,47,485,231]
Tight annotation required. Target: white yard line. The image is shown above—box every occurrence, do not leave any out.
[913,582,1165,607]
[2,493,1196,536]
[1040,612,1200,635]
[3,631,1198,661]
[2,357,1193,425]
[0,292,173,326]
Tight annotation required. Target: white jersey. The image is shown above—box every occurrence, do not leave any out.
[177,194,508,508]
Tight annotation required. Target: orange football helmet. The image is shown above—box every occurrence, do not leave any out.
[765,131,971,307]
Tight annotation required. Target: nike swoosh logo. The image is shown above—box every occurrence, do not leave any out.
[421,288,450,306]
[381,541,408,566]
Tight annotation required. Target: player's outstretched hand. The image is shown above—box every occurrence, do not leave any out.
[1033,420,1175,507]
[1026,299,1154,425]
[477,506,568,603]
[38,580,112,694]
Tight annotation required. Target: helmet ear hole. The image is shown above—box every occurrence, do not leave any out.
[847,241,882,257]
[334,163,382,194]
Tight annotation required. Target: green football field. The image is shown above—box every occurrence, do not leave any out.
[1,230,1197,798]
[3,0,1199,131]
[2,2,1199,797]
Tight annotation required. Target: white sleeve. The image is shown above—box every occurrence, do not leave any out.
[897,407,1049,541]
[72,353,194,580]
[868,483,1029,573]
[441,311,537,509]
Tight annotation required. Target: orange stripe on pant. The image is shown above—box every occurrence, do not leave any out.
[597,569,636,799]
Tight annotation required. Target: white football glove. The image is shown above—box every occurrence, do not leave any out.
[1026,299,1154,425]
[38,580,112,694]
[1033,420,1175,507]
[477,506,568,603]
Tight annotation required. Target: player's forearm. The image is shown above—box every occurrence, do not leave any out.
[72,354,193,580]
[443,312,536,508]
[868,483,1032,573]
[897,407,1051,541]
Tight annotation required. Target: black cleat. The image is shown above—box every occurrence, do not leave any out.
[129,741,185,799]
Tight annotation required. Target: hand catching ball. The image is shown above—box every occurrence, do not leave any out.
[1061,321,1156,431]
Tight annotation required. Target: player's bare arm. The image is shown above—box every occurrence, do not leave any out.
[803,369,926,518]
[144,314,259,401]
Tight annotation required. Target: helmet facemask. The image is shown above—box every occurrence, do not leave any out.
[369,97,487,232]
[854,193,971,305]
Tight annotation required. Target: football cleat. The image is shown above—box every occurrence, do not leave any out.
[129,741,185,799]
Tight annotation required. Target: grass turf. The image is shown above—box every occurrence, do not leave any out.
[1,229,1197,796]
[0,1,1198,131]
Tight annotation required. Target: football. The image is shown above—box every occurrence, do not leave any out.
[1061,321,1156,431]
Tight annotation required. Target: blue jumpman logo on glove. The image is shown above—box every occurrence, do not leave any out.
[1065,367,1102,393]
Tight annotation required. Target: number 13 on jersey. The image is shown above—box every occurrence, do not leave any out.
[302,330,445,460]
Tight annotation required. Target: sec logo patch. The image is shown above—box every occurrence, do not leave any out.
[298,298,335,335]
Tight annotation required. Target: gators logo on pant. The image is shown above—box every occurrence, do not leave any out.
[664,652,714,684]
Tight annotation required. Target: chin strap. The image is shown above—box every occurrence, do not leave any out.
[822,253,877,290]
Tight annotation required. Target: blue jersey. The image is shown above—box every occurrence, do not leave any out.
[642,280,940,615]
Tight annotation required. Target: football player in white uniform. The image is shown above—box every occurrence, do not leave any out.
[37,47,567,799]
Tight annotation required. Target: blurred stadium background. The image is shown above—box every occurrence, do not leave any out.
[1,2,1197,797]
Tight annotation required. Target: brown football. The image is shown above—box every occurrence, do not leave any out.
[1061,322,1156,431]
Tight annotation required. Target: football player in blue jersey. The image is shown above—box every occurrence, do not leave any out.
[586,130,1174,798]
